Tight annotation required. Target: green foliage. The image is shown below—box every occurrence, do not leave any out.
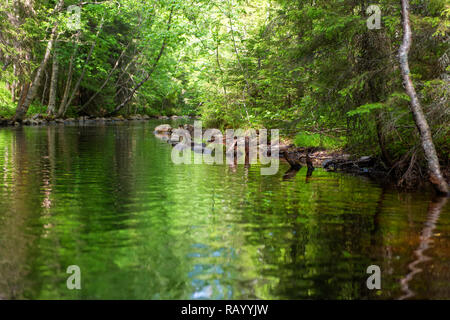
[347,103,384,117]
[0,0,448,169]
[0,82,15,118]
[294,132,346,150]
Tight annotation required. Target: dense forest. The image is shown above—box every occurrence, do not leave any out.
[0,0,449,192]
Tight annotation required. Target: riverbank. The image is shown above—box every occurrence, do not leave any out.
[0,114,198,126]
[153,123,450,192]
[2,116,447,192]
[153,123,392,183]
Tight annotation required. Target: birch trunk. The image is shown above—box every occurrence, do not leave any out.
[13,25,58,121]
[12,0,64,121]
[399,0,449,195]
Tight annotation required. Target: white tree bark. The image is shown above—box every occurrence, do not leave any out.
[13,0,64,121]
[399,0,449,195]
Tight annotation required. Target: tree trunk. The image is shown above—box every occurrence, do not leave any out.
[399,0,449,196]
[17,83,30,112]
[226,3,250,122]
[79,40,132,111]
[11,64,17,102]
[47,50,59,115]
[12,0,64,121]
[58,32,80,118]
[41,70,49,105]
[58,20,104,118]
[13,25,58,121]
[216,42,227,96]
[108,6,174,116]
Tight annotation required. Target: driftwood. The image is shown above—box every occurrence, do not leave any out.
[155,125,323,179]
[282,147,316,179]
[322,156,375,173]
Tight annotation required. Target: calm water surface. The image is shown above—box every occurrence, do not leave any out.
[0,121,449,299]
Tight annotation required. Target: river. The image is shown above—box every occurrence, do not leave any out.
[0,121,448,299]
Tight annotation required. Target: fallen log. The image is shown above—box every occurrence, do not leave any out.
[323,156,374,172]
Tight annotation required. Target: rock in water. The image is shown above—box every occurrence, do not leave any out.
[154,124,172,133]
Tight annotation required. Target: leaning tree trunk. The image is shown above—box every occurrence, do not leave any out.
[399,0,449,196]
[108,6,174,116]
[58,32,80,118]
[79,39,132,112]
[13,25,59,121]
[58,20,104,118]
[12,0,64,122]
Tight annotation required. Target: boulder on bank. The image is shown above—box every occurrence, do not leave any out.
[111,116,125,122]
[128,115,143,120]
[154,124,172,134]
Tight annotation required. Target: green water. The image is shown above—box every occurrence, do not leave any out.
[0,121,449,300]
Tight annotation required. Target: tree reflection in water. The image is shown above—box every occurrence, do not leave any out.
[399,196,448,300]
